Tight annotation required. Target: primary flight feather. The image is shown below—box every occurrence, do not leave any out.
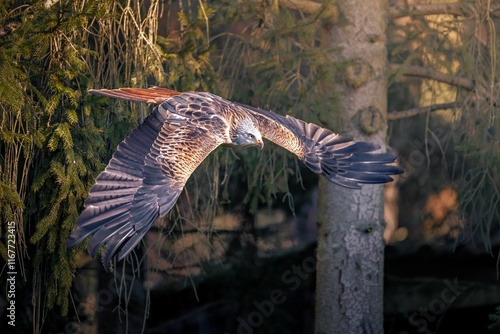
[67,87,402,268]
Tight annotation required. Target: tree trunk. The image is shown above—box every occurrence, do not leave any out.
[315,1,388,333]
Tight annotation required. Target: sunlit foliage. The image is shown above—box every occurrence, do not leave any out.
[388,0,499,251]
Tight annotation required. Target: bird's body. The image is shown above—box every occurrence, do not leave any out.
[67,87,402,268]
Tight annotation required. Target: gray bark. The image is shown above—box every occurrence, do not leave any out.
[315,0,388,333]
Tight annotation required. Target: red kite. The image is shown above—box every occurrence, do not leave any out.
[67,87,402,268]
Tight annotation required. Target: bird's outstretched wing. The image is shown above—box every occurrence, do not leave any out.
[67,98,227,268]
[88,87,402,188]
[235,102,402,188]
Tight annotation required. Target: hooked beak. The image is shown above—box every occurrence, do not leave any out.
[256,139,264,150]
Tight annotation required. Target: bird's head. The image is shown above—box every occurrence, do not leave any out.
[232,118,264,149]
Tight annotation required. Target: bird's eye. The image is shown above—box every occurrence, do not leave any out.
[247,133,255,139]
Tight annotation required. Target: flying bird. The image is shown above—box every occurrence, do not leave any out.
[66,87,402,268]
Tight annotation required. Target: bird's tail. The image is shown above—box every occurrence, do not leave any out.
[88,86,181,104]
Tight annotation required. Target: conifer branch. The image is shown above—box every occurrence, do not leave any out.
[389,64,475,91]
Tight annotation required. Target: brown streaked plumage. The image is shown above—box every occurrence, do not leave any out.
[67,87,402,268]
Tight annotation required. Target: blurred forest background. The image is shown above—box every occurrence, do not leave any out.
[0,0,499,333]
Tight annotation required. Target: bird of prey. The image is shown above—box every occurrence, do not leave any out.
[66,87,402,268]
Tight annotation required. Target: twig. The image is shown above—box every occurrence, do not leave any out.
[0,22,21,38]
[388,101,463,120]
[280,0,338,22]
[389,64,475,91]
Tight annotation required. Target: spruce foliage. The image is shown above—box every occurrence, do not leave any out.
[490,306,500,331]
[0,0,184,329]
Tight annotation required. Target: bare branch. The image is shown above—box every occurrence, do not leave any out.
[389,64,474,91]
[388,101,463,120]
[390,2,500,18]
[390,2,476,18]
[280,0,338,22]
[390,3,468,18]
